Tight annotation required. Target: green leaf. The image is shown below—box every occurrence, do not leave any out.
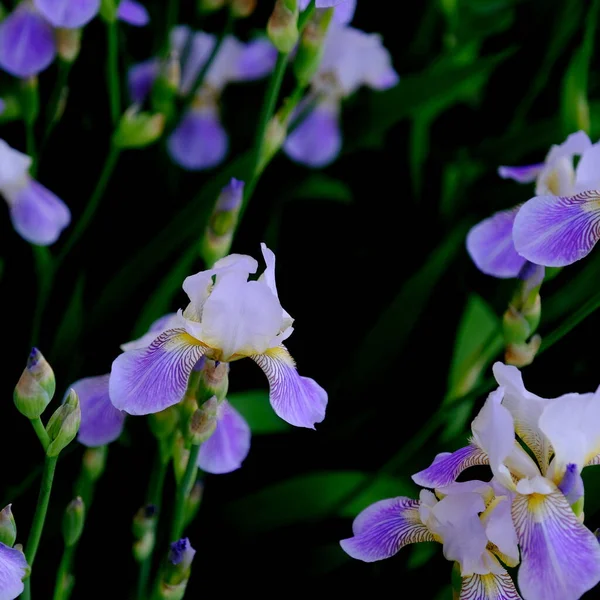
[292,174,353,203]
[224,471,415,533]
[227,390,290,434]
[407,542,439,570]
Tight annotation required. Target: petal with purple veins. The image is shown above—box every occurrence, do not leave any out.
[117,0,150,26]
[460,571,522,600]
[33,0,100,28]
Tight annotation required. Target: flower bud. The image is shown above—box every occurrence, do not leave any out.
[229,0,257,18]
[62,497,85,547]
[167,538,196,584]
[198,0,226,13]
[172,431,190,484]
[188,398,218,445]
[184,481,203,528]
[133,530,155,562]
[505,335,542,368]
[0,505,17,547]
[133,504,157,539]
[293,8,333,86]
[268,0,299,54]
[46,389,81,457]
[113,106,165,149]
[82,446,108,482]
[14,348,55,419]
[56,28,81,63]
[258,115,287,174]
[522,293,541,335]
[197,361,229,404]
[502,306,531,346]
[149,406,180,441]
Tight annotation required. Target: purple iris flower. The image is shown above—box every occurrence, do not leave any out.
[0,542,28,600]
[300,0,357,24]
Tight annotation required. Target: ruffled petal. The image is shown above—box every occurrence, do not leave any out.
[340,497,435,562]
[197,401,250,474]
[498,163,544,184]
[460,571,522,600]
[33,0,100,28]
[513,191,600,267]
[0,543,27,600]
[251,346,327,429]
[117,0,150,26]
[109,329,207,415]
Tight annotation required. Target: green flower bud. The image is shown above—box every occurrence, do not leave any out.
[505,335,542,368]
[46,389,81,457]
[133,504,157,539]
[293,8,333,86]
[82,446,108,481]
[151,53,181,122]
[14,348,55,419]
[502,306,531,346]
[113,107,165,149]
[188,398,218,445]
[229,0,257,18]
[133,530,155,562]
[149,406,180,441]
[197,360,229,404]
[522,293,541,334]
[268,0,299,54]
[56,28,81,63]
[258,115,287,174]
[62,497,85,547]
[172,432,190,484]
[0,505,17,547]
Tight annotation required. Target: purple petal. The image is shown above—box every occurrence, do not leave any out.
[340,497,435,562]
[513,191,600,267]
[9,179,71,246]
[283,103,342,168]
[331,0,356,24]
[512,489,600,600]
[237,38,277,80]
[33,0,100,28]
[117,0,150,26]
[0,542,27,600]
[315,0,347,6]
[412,445,489,489]
[197,401,251,474]
[72,374,125,447]
[109,329,207,415]
[460,572,522,600]
[466,206,527,278]
[167,109,228,171]
[498,163,544,184]
[127,59,159,104]
[0,6,56,78]
[558,463,584,506]
[251,346,327,429]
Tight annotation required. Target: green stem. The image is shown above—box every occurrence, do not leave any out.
[26,119,36,174]
[57,146,121,265]
[169,444,201,542]
[52,545,74,600]
[30,418,50,452]
[30,246,54,348]
[106,20,121,125]
[43,60,72,146]
[165,0,180,49]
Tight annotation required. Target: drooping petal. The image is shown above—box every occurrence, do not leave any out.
[117,0,150,26]
[0,543,27,600]
[574,143,600,192]
[0,139,31,189]
[109,329,207,415]
[8,179,71,246]
[167,109,228,171]
[340,497,435,562]
[72,374,125,447]
[127,59,159,104]
[513,191,600,267]
[498,163,544,184]
[0,5,56,78]
[197,401,250,474]
[466,207,527,278]
[33,0,100,28]
[284,101,342,168]
[251,346,327,429]
[460,571,522,600]
[512,487,600,600]
[412,445,489,489]
[237,38,277,80]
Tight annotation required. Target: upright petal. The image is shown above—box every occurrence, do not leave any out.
[481,495,519,567]
[127,59,159,103]
[512,488,600,600]
[460,572,522,600]
[545,131,591,166]
[109,329,207,415]
[117,0,150,26]
[0,543,27,600]
[574,143,600,192]
[197,401,250,474]
[412,445,489,489]
[167,109,228,171]
[258,243,294,331]
[72,374,125,447]
[9,180,71,246]
[251,346,327,429]
[284,102,342,168]
[0,6,56,78]
[340,497,435,562]
[513,191,600,267]
[498,164,544,184]
[466,207,526,278]
[176,30,215,96]
[34,0,100,28]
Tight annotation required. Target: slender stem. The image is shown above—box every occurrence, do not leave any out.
[30,418,50,452]
[106,20,121,125]
[30,246,54,348]
[56,146,121,265]
[165,0,180,49]
[169,444,201,542]
[43,60,72,146]
[52,545,74,600]
[26,120,36,172]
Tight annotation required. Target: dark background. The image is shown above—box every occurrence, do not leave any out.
[2,0,600,597]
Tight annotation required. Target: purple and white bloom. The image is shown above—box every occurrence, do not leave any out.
[110,245,327,429]
[0,139,70,245]
[300,0,356,24]
[0,542,28,600]
[413,363,600,600]
[284,22,398,168]
[340,480,522,599]
[468,131,600,276]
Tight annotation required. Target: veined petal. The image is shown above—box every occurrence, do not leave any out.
[117,0,150,26]
[0,543,27,600]
[512,487,600,600]
[251,346,327,429]
[513,191,600,267]
[498,164,544,184]
[340,497,435,562]
[72,374,125,447]
[460,571,522,600]
[587,453,600,466]
[412,445,489,489]
[109,329,207,415]
[466,206,527,278]
[34,0,100,28]
[197,401,250,474]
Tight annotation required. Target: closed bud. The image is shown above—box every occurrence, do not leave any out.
[82,446,108,481]
[230,0,257,18]
[149,406,179,441]
[46,389,81,457]
[166,538,196,585]
[189,398,218,445]
[133,530,155,562]
[0,505,16,547]
[184,481,203,528]
[14,348,55,419]
[258,115,287,174]
[268,0,299,54]
[62,497,85,547]
[113,106,165,149]
[198,0,226,13]
[502,306,531,346]
[56,28,81,63]
[293,8,333,86]
[198,361,229,403]
[522,293,541,334]
[172,431,190,484]
[505,335,542,368]
[133,504,157,539]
